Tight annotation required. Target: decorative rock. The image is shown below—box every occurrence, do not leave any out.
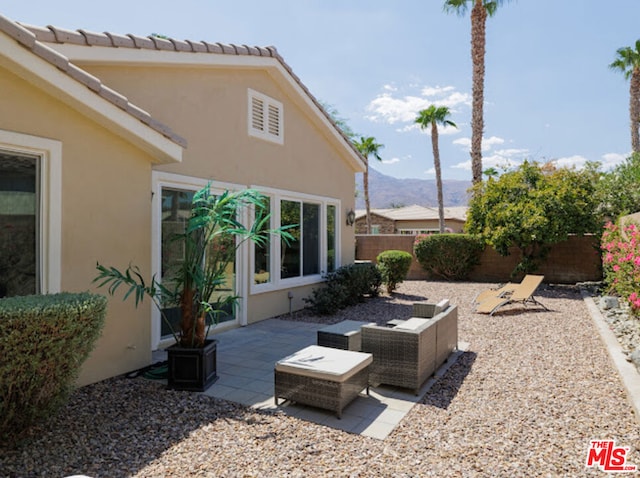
[600,296,620,310]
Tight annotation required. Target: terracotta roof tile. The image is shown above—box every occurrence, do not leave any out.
[98,84,129,110]
[48,25,85,45]
[202,41,224,54]
[126,33,155,49]
[18,23,55,43]
[105,32,136,48]
[169,38,192,52]
[77,29,112,47]
[32,42,69,70]
[149,36,173,51]
[185,39,207,53]
[0,14,186,148]
[0,17,36,48]
[66,63,101,92]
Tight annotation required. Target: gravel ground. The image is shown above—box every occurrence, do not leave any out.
[2,280,639,477]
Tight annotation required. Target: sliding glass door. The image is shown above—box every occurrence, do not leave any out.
[160,187,236,339]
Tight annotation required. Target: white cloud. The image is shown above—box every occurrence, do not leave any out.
[366,84,471,125]
[551,155,589,169]
[424,167,436,175]
[452,147,528,172]
[381,157,401,165]
[453,135,505,152]
[601,152,628,170]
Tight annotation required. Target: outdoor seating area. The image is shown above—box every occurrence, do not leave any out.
[362,301,458,394]
[3,281,640,476]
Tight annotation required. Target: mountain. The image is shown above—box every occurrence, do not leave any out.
[355,168,471,209]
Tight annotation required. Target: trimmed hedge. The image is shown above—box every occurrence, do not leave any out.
[377,250,413,293]
[414,233,484,280]
[304,262,381,315]
[0,292,107,446]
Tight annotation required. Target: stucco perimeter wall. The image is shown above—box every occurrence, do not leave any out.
[0,66,155,386]
[356,234,602,284]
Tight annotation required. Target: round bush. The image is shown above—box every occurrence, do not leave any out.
[414,233,484,280]
[376,250,413,293]
[0,292,107,446]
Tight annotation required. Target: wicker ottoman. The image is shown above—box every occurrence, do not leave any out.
[274,345,372,418]
[317,320,372,351]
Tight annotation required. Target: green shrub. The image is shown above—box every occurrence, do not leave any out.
[0,292,107,446]
[414,233,484,280]
[304,262,381,315]
[376,250,413,293]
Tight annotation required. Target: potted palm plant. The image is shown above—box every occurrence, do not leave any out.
[94,183,291,391]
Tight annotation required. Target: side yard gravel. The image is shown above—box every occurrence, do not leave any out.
[1,281,639,477]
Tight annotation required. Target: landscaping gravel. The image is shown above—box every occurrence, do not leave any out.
[2,280,639,477]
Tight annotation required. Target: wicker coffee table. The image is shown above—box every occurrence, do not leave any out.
[274,345,372,418]
[317,320,372,351]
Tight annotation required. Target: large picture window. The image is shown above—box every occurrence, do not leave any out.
[251,189,340,291]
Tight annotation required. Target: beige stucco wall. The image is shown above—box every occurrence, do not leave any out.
[0,65,156,385]
[83,63,359,323]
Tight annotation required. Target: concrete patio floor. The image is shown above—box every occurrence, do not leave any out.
[155,318,467,440]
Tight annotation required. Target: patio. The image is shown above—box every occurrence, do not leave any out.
[3,281,640,477]
[154,318,468,440]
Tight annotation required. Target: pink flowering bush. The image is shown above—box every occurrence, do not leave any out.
[601,221,640,314]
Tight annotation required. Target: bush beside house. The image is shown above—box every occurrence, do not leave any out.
[0,293,107,445]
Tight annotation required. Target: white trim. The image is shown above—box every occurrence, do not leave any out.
[249,184,341,295]
[0,129,61,293]
[150,171,248,349]
[0,32,183,165]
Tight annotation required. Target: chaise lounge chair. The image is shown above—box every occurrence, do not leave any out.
[473,282,517,304]
[475,274,547,316]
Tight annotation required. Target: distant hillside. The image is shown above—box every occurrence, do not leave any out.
[355,168,471,208]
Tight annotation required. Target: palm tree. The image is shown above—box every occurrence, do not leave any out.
[610,40,640,153]
[444,0,512,185]
[353,136,384,234]
[415,106,458,233]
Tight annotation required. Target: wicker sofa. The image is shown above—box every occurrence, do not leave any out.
[361,301,458,394]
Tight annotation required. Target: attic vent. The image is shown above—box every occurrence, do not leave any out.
[248,89,283,144]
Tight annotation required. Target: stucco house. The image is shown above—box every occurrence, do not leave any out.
[0,14,365,385]
[355,205,467,235]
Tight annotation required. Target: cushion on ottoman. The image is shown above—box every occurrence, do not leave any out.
[275,345,372,383]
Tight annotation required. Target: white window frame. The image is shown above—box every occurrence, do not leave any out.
[0,129,61,294]
[247,88,284,145]
[250,185,341,295]
[151,171,248,349]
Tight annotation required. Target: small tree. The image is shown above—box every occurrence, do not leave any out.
[466,161,602,276]
[598,152,640,221]
[377,250,413,293]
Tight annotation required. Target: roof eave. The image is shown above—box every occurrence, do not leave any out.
[0,32,182,164]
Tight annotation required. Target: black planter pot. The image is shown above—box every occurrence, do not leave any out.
[167,339,218,391]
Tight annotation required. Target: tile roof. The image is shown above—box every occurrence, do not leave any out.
[356,205,468,221]
[0,14,187,148]
[13,21,365,167]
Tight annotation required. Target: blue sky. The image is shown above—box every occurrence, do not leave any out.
[4,1,640,181]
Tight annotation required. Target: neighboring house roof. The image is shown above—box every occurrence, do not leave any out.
[355,204,468,222]
[14,21,366,173]
[0,14,185,164]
